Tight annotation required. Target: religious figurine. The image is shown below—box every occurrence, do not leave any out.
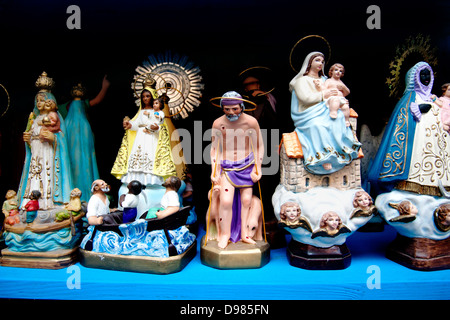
[239,66,285,249]
[58,77,110,203]
[350,190,376,219]
[289,52,361,174]
[79,176,197,274]
[19,72,73,210]
[24,190,41,224]
[86,179,117,226]
[201,91,269,270]
[1,72,86,269]
[39,99,61,133]
[145,176,181,220]
[433,82,450,132]
[119,180,144,223]
[111,78,179,217]
[273,49,373,270]
[388,201,418,223]
[322,63,351,126]
[367,61,450,270]
[277,201,312,231]
[143,97,165,133]
[209,91,264,248]
[2,190,19,226]
[311,211,351,239]
[55,188,83,222]
[434,203,450,232]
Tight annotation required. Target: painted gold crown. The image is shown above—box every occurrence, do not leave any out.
[35,71,54,92]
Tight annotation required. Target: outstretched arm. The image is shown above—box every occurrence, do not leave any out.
[89,75,110,107]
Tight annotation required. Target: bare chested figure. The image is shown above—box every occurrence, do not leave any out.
[210,91,264,248]
[315,63,351,126]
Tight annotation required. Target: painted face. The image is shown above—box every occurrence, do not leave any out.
[36,94,46,111]
[142,91,153,107]
[325,214,340,230]
[96,180,110,193]
[420,69,431,86]
[44,99,56,112]
[153,99,161,111]
[6,190,16,200]
[285,206,299,221]
[310,56,324,74]
[357,195,371,208]
[331,66,344,79]
[442,213,450,226]
[223,104,243,122]
[243,76,260,92]
[444,86,450,98]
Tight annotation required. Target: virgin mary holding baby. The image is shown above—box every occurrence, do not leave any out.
[289,51,361,175]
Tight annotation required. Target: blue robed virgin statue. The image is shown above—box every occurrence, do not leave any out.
[289,51,361,175]
[367,62,438,197]
[18,72,73,210]
[58,78,109,202]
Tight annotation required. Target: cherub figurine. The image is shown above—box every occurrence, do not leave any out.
[119,180,144,223]
[2,190,20,226]
[278,201,312,232]
[311,211,351,239]
[350,190,376,219]
[434,203,450,232]
[433,83,450,132]
[388,200,418,223]
[24,190,41,224]
[314,63,351,126]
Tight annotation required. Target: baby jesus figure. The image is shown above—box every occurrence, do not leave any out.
[314,63,351,127]
[143,98,165,134]
[39,100,61,133]
[433,82,450,132]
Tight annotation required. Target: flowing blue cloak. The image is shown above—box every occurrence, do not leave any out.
[366,91,417,196]
[18,98,73,207]
[291,90,361,175]
[64,100,99,202]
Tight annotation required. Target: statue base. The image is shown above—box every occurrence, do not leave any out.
[200,236,270,269]
[265,219,286,249]
[79,240,197,274]
[0,248,79,269]
[287,239,351,270]
[386,234,450,271]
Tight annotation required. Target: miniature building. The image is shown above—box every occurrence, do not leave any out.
[279,109,362,193]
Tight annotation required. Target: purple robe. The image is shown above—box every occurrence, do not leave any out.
[221,152,255,243]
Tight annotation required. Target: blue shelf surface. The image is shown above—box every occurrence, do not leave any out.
[0,224,449,300]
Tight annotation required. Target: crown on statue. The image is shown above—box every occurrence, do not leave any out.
[143,76,156,89]
[71,83,86,98]
[35,71,54,92]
